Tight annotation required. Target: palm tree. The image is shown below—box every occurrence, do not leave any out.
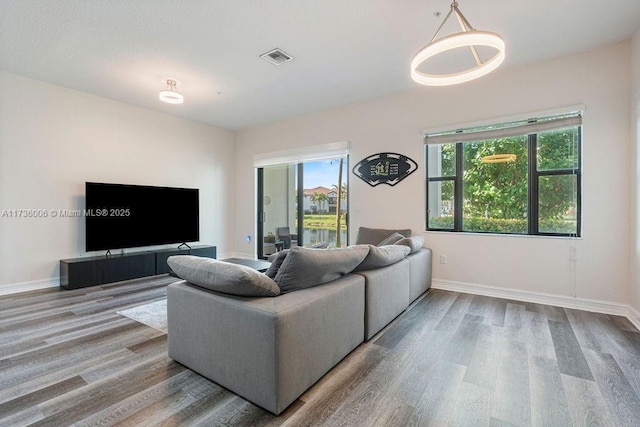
[334,158,344,247]
[333,183,347,202]
[311,191,327,213]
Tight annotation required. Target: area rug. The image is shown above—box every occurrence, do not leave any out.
[117,299,168,333]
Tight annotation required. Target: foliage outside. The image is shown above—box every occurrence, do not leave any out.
[310,191,327,209]
[428,216,575,234]
[429,128,578,234]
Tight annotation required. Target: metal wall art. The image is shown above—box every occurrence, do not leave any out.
[352,152,418,187]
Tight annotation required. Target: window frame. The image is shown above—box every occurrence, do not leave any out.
[426,121,582,237]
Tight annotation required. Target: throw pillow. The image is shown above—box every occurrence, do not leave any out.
[264,250,289,279]
[310,241,329,249]
[267,252,280,262]
[167,255,280,297]
[395,236,425,254]
[355,227,412,245]
[354,244,410,271]
[274,245,370,293]
[377,232,405,246]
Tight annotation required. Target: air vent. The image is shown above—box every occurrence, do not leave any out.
[260,48,294,65]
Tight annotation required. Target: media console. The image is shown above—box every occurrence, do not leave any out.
[60,245,216,290]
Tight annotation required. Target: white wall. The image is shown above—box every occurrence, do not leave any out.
[0,70,235,291]
[235,43,632,305]
[631,28,640,314]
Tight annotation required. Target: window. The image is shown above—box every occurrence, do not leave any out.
[426,113,581,236]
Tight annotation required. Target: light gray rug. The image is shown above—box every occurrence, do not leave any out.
[117,299,168,333]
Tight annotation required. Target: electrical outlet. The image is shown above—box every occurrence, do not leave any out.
[440,255,447,264]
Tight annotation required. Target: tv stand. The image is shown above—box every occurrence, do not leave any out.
[60,245,216,289]
[154,245,216,274]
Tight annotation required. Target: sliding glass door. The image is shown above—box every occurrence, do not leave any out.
[257,164,298,258]
[257,157,348,259]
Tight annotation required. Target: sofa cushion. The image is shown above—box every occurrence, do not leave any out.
[377,232,405,246]
[354,244,410,271]
[167,255,280,297]
[265,250,289,279]
[356,227,412,245]
[395,236,425,254]
[274,245,370,293]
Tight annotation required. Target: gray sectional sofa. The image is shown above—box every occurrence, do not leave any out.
[166,227,432,415]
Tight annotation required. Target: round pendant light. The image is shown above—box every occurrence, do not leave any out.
[159,79,184,104]
[411,1,505,86]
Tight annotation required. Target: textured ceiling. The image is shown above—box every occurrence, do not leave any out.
[1,0,639,130]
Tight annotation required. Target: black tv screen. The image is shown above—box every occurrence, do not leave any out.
[85,182,199,251]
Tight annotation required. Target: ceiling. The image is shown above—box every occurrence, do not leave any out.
[1,0,639,130]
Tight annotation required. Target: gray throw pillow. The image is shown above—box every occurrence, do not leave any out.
[356,227,412,245]
[167,255,280,297]
[354,244,410,271]
[265,250,289,279]
[274,245,370,293]
[377,232,405,246]
[395,236,425,254]
[267,252,279,262]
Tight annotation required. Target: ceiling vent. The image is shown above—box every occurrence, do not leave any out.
[260,48,294,65]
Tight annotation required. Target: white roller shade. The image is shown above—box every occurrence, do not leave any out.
[424,112,582,145]
[253,141,350,167]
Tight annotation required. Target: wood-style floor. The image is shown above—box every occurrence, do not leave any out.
[1,276,640,427]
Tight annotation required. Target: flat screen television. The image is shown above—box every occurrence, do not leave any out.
[85,182,199,251]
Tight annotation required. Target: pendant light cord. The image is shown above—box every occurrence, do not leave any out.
[429,5,456,43]
[429,1,482,66]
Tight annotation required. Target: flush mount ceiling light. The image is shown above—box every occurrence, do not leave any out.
[159,79,184,104]
[411,0,505,86]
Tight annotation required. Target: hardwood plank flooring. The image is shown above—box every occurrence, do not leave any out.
[528,356,572,426]
[548,320,594,381]
[491,338,531,426]
[1,277,640,426]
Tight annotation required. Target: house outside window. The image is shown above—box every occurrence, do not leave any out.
[303,186,331,214]
[425,112,582,237]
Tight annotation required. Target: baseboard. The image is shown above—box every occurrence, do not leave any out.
[628,306,640,331]
[0,277,59,296]
[218,252,255,260]
[432,279,636,324]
